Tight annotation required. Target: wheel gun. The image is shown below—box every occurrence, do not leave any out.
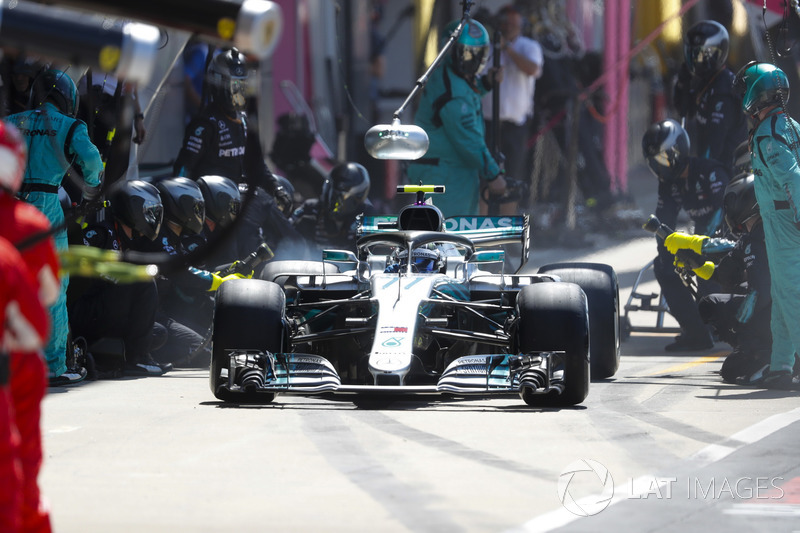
[217,243,274,277]
[642,214,697,296]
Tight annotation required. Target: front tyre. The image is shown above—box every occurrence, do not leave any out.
[516,282,590,406]
[210,279,286,403]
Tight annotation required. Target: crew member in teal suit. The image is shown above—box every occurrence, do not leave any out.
[736,62,800,389]
[407,19,506,217]
[7,69,103,384]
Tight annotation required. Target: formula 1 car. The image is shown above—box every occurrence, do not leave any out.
[209,186,619,406]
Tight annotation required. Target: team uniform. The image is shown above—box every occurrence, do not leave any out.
[695,222,771,380]
[68,219,163,372]
[174,102,303,259]
[691,67,747,170]
[0,236,50,533]
[654,157,729,347]
[750,109,800,375]
[407,20,502,218]
[7,100,102,378]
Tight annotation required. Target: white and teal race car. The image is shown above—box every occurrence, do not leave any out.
[210,186,619,406]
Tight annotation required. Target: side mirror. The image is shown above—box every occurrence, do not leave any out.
[322,249,370,282]
[468,250,505,264]
[322,250,358,264]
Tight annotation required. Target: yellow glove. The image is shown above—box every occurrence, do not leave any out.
[209,272,246,291]
[692,261,715,280]
[226,261,255,278]
[664,232,707,254]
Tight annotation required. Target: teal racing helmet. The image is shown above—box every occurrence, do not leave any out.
[734,61,789,117]
[442,19,490,80]
[33,69,79,117]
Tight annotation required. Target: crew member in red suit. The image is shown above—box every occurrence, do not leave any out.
[0,120,59,533]
[0,236,49,533]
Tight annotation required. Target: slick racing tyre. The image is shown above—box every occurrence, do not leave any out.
[516,281,590,406]
[258,260,339,286]
[538,262,620,379]
[210,279,285,403]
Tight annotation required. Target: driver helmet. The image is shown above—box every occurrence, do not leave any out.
[32,69,79,117]
[442,18,490,80]
[206,48,248,115]
[108,180,164,241]
[154,177,206,235]
[642,119,690,183]
[723,174,759,235]
[392,247,443,274]
[0,121,28,194]
[734,61,789,118]
[684,20,729,78]
[321,162,370,221]
[197,175,241,227]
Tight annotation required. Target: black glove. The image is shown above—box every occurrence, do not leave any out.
[82,184,101,203]
[675,248,705,270]
[673,62,696,119]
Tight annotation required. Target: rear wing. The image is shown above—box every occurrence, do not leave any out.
[358,214,531,270]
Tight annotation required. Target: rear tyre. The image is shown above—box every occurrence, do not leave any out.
[210,279,285,403]
[538,262,620,379]
[516,282,590,406]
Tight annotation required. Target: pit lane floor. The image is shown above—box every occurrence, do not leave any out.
[40,236,800,532]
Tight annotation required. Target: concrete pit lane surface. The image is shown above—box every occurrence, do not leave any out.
[40,233,800,533]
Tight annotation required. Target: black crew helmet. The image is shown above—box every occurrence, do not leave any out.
[642,119,690,183]
[32,68,79,117]
[684,20,729,78]
[723,174,759,234]
[108,180,164,241]
[206,48,248,115]
[155,177,206,235]
[321,162,370,221]
[196,175,241,227]
[731,140,752,177]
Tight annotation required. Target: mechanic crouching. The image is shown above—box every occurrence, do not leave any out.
[642,119,729,352]
[182,175,243,270]
[68,179,171,376]
[136,177,251,368]
[664,174,773,383]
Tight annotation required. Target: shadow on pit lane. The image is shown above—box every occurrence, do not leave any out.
[622,339,729,358]
[200,396,589,413]
[615,378,799,398]
[695,388,800,400]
